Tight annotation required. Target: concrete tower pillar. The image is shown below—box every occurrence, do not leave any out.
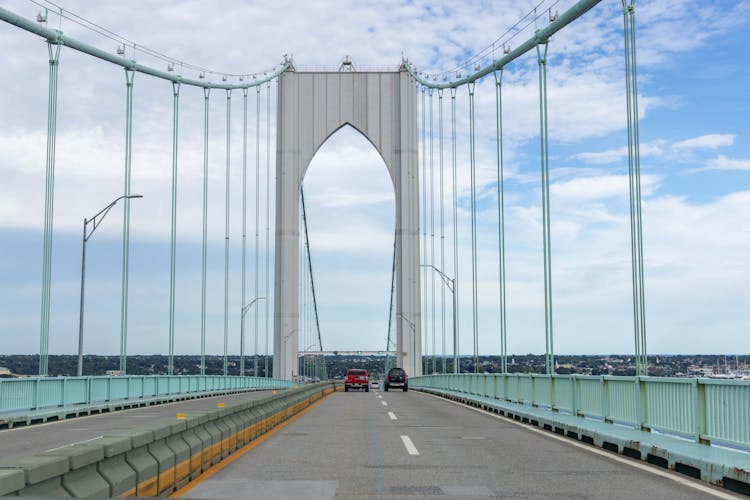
[274,67,421,380]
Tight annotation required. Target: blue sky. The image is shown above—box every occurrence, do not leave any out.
[0,0,748,358]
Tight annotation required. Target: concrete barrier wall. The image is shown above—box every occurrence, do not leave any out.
[0,382,337,497]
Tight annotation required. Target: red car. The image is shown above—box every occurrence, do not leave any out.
[344,369,370,392]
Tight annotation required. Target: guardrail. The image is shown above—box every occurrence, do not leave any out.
[0,375,296,414]
[410,373,750,449]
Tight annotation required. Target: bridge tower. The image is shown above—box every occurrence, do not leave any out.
[274,65,420,380]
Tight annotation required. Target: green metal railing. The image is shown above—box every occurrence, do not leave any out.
[411,373,750,449]
[0,375,296,414]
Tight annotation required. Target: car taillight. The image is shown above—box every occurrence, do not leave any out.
[386,375,390,382]
[405,375,408,381]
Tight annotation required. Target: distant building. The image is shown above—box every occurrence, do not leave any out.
[0,366,10,376]
[105,370,123,376]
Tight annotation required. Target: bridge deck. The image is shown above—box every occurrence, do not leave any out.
[0,390,276,463]
[179,389,726,499]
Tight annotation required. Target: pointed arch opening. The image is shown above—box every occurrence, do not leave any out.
[300,124,396,357]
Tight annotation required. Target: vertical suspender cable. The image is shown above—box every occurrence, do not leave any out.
[467,82,479,374]
[450,87,459,374]
[240,88,248,376]
[429,89,436,375]
[420,87,427,374]
[119,68,134,375]
[39,40,61,376]
[264,81,271,377]
[385,230,396,374]
[622,1,647,375]
[201,88,210,375]
[631,5,647,376]
[254,87,261,376]
[300,188,323,354]
[536,41,555,375]
[438,89,446,374]
[494,69,508,374]
[223,89,232,376]
[168,81,180,375]
[623,0,638,372]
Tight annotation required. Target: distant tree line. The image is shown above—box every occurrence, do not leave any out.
[0,353,746,378]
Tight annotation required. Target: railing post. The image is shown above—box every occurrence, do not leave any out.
[33,377,40,410]
[531,374,537,407]
[61,377,66,407]
[637,376,649,432]
[550,374,557,412]
[694,378,708,444]
[601,375,611,423]
[107,376,112,402]
[571,374,578,416]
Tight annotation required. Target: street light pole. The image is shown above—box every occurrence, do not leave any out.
[78,194,143,377]
[241,296,266,376]
[421,264,457,374]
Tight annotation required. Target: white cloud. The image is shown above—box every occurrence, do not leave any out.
[550,174,660,203]
[673,134,735,151]
[699,155,750,172]
[573,134,738,165]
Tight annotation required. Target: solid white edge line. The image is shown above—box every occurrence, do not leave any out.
[45,435,103,452]
[388,412,397,420]
[417,391,740,500]
[400,435,419,455]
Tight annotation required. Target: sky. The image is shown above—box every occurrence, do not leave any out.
[0,0,748,359]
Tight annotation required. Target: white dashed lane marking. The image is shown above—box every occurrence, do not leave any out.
[400,435,419,455]
[388,412,397,420]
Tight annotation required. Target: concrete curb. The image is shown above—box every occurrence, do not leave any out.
[0,381,335,497]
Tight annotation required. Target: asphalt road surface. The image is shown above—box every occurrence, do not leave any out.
[0,390,276,462]
[182,389,734,499]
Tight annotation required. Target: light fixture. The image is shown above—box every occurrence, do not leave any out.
[222,75,227,82]
[199,71,205,79]
[456,71,462,78]
[116,45,125,56]
[167,63,174,72]
[36,12,46,23]
[504,44,511,55]
[549,9,559,23]
[474,62,481,71]
[239,76,244,82]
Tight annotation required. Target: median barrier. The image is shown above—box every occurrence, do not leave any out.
[121,429,158,497]
[0,470,24,497]
[178,420,202,482]
[165,423,190,490]
[0,455,69,497]
[96,436,136,497]
[43,442,110,497]
[0,381,335,497]
[146,422,176,496]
